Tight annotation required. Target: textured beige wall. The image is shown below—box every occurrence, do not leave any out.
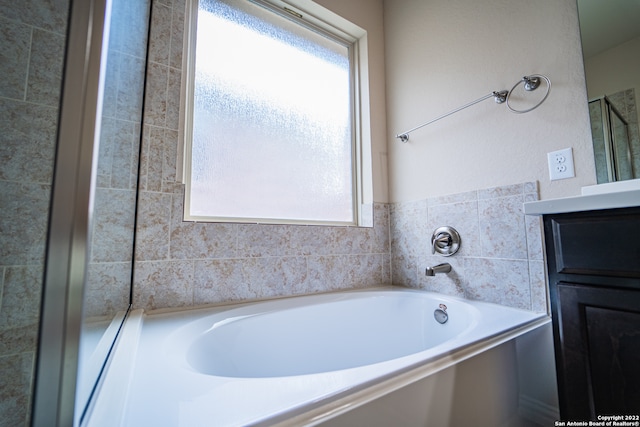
[384,0,597,202]
[584,36,640,126]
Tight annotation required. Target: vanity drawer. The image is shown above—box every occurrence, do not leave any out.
[548,209,640,279]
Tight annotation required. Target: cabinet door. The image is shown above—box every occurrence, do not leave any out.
[555,283,640,419]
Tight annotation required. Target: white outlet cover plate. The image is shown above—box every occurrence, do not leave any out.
[548,147,575,180]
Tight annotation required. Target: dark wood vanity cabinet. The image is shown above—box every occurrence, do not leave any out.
[543,207,640,420]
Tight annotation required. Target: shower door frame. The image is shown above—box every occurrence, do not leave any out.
[31,0,114,425]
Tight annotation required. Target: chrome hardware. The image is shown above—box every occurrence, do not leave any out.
[523,76,540,91]
[394,74,551,142]
[425,262,452,276]
[492,90,508,104]
[506,74,551,114]
[434,308,448,324]
[394,90,507,142]
[431,226,461,256]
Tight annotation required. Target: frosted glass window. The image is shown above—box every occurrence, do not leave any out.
[187,0,355,224]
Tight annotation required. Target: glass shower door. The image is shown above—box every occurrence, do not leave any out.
[75,0,150,422]
[589,97,634,183]
[610,106,633,181]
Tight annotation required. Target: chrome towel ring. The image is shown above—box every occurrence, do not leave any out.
[395,74,552,142]
[506,74,551,114]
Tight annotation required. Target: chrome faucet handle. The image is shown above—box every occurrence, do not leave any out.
[432,234,451,254]
[430,226,461,256]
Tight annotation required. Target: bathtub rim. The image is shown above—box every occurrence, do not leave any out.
[256,314,550,427]
[84,286,550,427]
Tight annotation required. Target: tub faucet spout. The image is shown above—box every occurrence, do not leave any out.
[425,263,451,276]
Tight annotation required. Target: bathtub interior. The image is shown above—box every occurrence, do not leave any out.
[186,293,479,378]
[87,288,550,427]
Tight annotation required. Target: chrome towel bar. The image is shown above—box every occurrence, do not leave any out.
[396,74,551,142]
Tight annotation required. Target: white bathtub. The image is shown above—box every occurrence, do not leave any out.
[186,289,478,378]
[87,288,553,426]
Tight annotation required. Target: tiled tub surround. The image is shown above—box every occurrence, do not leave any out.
[0,2,69,426]
[134,197,392,310]
[132,181,543,313]
[390,182,546,313]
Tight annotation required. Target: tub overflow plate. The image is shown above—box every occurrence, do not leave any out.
[434,309,448,324]
[434,304,448,324]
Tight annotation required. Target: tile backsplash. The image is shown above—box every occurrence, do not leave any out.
[390,181,546,312]
[133,178,545,313]
[134,199,391,310]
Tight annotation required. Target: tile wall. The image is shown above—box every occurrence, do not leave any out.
[0,2,68,426]
[134,204,391,310]
[133,0,392,311]
[390,182,547,312]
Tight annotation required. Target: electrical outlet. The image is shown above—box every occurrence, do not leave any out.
[548,148,575,180]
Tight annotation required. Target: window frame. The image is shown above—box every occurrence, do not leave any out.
[179,0,373,226]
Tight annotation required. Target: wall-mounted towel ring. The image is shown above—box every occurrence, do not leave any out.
[395,74,552,142]
[506,74,551,114]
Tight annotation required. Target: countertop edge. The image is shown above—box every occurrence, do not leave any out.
[524,189,640,215]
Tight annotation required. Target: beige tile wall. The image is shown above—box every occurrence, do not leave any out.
[134,196,392,310]
[390,182,547,312]
[0,2,68,425]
